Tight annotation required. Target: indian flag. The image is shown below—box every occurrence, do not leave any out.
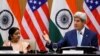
[49,0,74,43]
[0,0,20,42]
[0,0,27,44]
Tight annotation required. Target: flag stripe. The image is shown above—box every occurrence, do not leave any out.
[24,9,46,51]
[7,0,21,22]
[0,34,3,46]
[86,16,98,32]
[66,0,77,14]
[92,10,100,25]
[22,17,35,41]
[41,3,50,20]
[97,6,100,15]
[38,8,49,30]
[20,24,29,39]
[34,11,48,34]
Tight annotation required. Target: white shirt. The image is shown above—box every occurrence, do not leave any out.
[77,27,85,46]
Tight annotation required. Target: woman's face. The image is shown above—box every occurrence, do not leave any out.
[11,30,20,43]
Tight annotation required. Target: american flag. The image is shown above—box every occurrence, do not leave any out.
[22,0,49,51]
[83,0,100,44]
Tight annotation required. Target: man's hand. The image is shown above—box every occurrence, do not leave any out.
[42,31,51,44]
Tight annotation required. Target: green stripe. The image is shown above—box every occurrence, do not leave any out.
[49,20,63,43]
[0,34,3,46]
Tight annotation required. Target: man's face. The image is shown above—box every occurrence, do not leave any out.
[74,17,85,30]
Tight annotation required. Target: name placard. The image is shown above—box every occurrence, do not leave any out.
[0,50,19,54]
[62,50,84,54]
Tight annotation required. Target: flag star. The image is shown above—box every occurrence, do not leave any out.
[95,1,98,5]
[90,0,93,4]
[86,0,89,3]
[39,1,41,5]
[32,6,36,10]
[29,0,33,3]
[34,1,37,4]
[89,6,92,9]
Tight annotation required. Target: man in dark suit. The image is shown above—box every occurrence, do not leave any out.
[43,12,98,50]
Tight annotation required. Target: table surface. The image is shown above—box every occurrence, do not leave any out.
[0,50,100,55]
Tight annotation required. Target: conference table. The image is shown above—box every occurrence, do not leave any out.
[0,51,100,56]
[0,46,100,55]
[0,51,100,55]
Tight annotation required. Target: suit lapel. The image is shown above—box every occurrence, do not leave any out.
[81,28,89,46]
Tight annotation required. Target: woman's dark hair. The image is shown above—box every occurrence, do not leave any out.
[8,27,19,40]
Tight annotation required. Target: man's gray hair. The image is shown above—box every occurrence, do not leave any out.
[74,12,87,22]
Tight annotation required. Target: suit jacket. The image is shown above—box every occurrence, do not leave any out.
[46,28,98,50]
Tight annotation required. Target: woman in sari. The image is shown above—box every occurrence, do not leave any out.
[3,27,31,53]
